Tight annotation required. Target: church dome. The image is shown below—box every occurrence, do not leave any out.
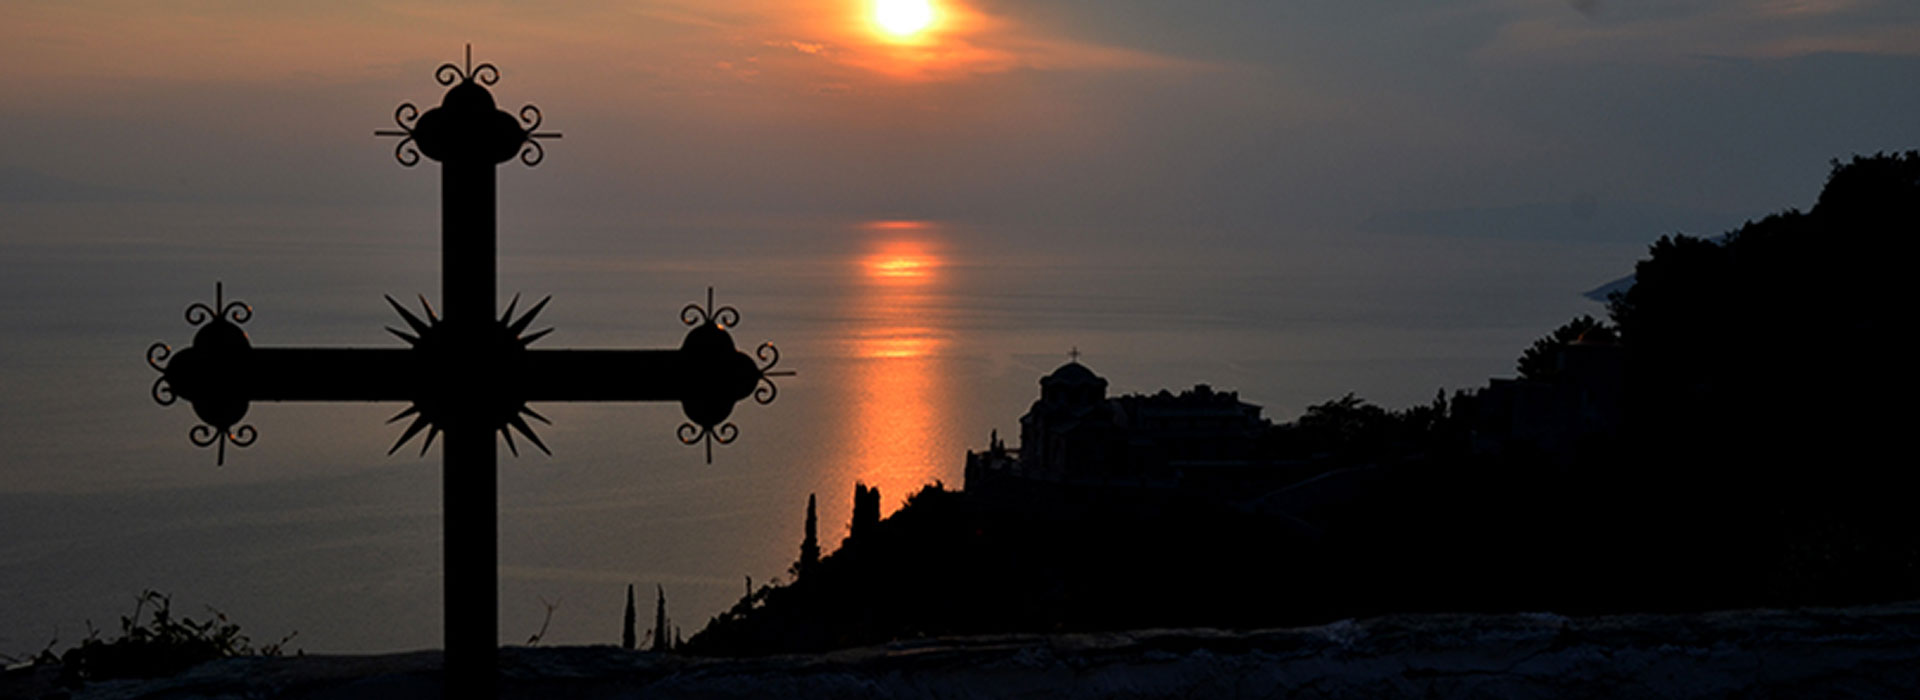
[1041,361,1103,387]
[1039,360,1108,407]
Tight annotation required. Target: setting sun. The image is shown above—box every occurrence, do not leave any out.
[873,0,936,38]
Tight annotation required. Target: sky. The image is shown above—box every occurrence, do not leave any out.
[2,0,1918,652]
[5,0,1916,238]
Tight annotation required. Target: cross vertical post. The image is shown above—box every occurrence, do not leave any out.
[145,48,793,697]
[393,50,537,694]
[436,78,502,695]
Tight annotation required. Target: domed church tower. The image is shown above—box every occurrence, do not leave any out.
[1019,356,1115,474]
[1039,360,1107,407]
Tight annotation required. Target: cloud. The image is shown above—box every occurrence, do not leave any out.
[1475,0,1920,61]
[767,39,828,55]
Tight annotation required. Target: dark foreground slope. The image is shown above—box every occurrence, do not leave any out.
[7,603,1917,699]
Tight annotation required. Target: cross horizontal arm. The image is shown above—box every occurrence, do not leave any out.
[243,348,417,401]
[163,346,760,405]
[520,349,757,403]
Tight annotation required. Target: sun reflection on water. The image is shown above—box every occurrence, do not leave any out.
[845,226,953,514]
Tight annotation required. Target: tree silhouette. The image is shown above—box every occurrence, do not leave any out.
[1517,315,1609,381]
[851,483,881,542]
[1597,151,1920,600]
[794,493,821,579]
[1298,394,1385,439]
[621,584,636,650]
[1607,151,1918,462]
[652,585,671,653]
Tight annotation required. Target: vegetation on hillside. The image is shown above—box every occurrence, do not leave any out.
[16,590,294,685]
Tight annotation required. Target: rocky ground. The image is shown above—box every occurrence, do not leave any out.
[7,602,1918,699]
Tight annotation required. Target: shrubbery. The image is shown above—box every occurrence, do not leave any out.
[28,590,294,683]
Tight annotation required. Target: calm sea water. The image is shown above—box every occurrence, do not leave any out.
[0,199,1632,653]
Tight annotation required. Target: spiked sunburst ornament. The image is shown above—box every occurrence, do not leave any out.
[384,293,556,457]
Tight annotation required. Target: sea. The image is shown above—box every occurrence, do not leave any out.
[0,198,1638,654]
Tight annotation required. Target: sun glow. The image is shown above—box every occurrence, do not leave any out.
[873,0,936,38]
[863,248,938,282]
[870,256,930,279]
[860,223,941,283]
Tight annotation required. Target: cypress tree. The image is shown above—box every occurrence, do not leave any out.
[653,585,671,652]
[798,493,821,578]
[621,584,637,650]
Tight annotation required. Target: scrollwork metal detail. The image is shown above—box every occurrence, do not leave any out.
[184,283,250,326]
[394,103,421,131]
[147,342,172,371]
[393,138,421,167]
[517,104,561,168]
[436,44,499,86]
[148,342,177,406]
[379,47,560,168]
[754,342,796,405]
[190,423,256,467]
[682,287,741,329]
[678,421,739,464]
[377,103,423,166]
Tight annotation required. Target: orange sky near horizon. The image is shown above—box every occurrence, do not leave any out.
[4,0,1913,232]
[0,0,1214,218]
[0,0,1188,93]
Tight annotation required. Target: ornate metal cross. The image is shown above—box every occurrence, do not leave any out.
[143,48,790,695]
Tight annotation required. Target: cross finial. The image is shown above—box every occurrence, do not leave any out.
[1068,346,1081,363]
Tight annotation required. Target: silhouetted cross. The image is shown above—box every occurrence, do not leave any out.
[143,48,790,696]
